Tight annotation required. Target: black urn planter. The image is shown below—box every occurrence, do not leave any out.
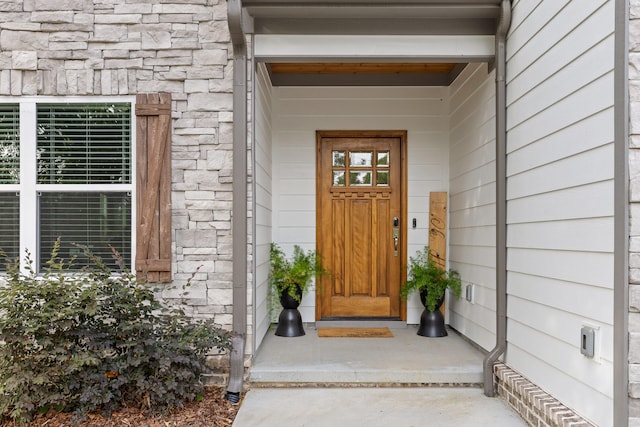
[417,290,447,337]
[274,285,305,337]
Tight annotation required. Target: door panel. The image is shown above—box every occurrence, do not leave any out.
[349,199,372,296]
[316,131,406,319]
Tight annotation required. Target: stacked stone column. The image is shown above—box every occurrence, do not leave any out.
[0,0,246,384]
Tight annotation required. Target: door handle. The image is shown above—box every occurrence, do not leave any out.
[392,218,399,257]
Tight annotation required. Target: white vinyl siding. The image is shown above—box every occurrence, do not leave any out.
[271,86,450,324]
[505,1,615,426]
[254,64,274,352]
[447,63,497,352]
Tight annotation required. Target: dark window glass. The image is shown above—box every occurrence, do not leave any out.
[0,193,19,260]
[39,192,132,270]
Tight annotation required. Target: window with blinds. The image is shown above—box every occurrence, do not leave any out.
[37,103,131,185]
[36,103,132,269]
[0,104,19,184]
[0,101,133,272]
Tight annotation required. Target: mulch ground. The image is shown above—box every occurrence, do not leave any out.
[0,387,242,427]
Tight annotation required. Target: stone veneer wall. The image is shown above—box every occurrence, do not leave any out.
[494,364,596,427]
[632,2,640,425]
[0,0,250,384]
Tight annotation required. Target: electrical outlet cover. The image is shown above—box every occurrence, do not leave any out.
[580,326,595,358]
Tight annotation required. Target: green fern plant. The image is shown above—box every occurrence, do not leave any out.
[400,246,462,312]
[269,243,327,303]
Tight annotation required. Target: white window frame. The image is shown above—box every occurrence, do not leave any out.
[0,96,136,271]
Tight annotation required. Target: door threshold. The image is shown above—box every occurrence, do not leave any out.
[314,319,407,329]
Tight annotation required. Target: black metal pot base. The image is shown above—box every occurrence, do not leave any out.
[417,308,448,337]
[275,287,305,337]
[417,290,447,337]
[275,308,305,337]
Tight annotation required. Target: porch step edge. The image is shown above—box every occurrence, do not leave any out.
[249,370,483,385]
[249,382,483,389]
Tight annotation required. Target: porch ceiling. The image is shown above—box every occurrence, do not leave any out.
[266,62,468,86]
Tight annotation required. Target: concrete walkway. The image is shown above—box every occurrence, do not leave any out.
[232,387,527,426]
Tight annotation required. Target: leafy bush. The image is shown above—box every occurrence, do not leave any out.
[0,239,231,425]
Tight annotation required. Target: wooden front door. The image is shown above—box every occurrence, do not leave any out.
[316,131,406,319]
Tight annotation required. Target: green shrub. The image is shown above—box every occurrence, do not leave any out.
[0,239,231,425]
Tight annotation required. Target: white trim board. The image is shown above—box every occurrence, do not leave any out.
[254,34,495,62]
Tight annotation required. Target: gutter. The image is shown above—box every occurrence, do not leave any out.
[226,0,248,404]
[483,0,511,397]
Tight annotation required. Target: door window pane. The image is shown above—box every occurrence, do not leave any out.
[376,171,389,186]
[37,103,131,185]
[0,193,19,260]
[333,171,345,186]
[39,192,131,270]
[0,104,20,184]
[349,152,372,167]
[349,171,372,186]
[377,152,389,166]
[332,151,345,167]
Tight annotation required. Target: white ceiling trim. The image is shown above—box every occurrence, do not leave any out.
[254,34,495,62]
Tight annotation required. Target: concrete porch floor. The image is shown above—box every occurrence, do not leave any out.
[249,323,485,386]
[233,323,527,426]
